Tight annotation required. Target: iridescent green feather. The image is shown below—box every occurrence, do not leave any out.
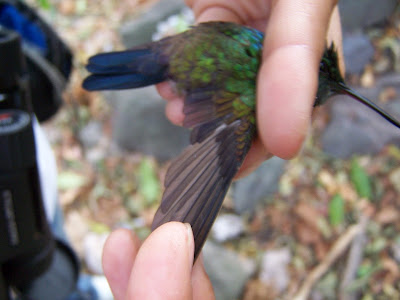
[165,22,262,138]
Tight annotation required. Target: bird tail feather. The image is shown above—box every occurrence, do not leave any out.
[82,48,168,91]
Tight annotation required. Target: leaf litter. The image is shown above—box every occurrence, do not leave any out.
[28,0,400,299]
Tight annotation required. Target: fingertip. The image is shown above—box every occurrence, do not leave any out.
[102,229,139,300]
[156,82,177,101]
[194,6,242,23]
[186,1,243,23]
[150,222,195,267]
[235,138,272,179]
[192,254,215,300]
[127,222,195,299]
[165,99,185,125]
[257,46,316,159]
[255,0,339,158]
[327,6,345,74]
[156,82,185,125]
[102,228,139,275]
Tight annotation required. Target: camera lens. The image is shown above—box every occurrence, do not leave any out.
[0,28,26,91]
[0,109,34,170]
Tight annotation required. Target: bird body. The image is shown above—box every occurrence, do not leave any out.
[83,21,400,260]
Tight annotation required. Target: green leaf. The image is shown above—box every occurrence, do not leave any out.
[135,227,151,240]
[137,159,160,206]
[76,0,87,14]
[58,171,87,190]
[36,0,51,10]
[90,222,110,234]
[350,159,372,199]
[357,262,374,278]
[329,194,344,227]
[365,236,387,254]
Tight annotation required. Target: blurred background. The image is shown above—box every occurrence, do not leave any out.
[18,0,400,299]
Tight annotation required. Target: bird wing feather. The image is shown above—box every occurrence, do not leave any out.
[152,119,254,259]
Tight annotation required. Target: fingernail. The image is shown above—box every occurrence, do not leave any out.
[184,223,195,265]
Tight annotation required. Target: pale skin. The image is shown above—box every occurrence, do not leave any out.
[103,1,344,299]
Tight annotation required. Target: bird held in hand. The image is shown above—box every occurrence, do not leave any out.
[83,21,400,260]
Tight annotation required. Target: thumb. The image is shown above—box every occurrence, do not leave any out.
[126,222,195,300]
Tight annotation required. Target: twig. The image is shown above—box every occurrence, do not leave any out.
[339,216,369,300]
[293,220,366,300]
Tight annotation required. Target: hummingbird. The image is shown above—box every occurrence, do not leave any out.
[83,21,400,260]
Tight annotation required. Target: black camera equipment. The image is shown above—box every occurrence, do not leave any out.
[0,2,79,298]
[0,27,56,299]
[0,0,73,122]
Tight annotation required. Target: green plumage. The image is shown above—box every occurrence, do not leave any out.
[83,21,400,261]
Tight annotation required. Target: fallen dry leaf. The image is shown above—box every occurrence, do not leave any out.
[375,206,399,224]
[379,86,397,103]
[294,202,324,233]
[360,65,375,88]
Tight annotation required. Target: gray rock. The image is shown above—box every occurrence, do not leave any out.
[232,157,286,214]
[79,120,103,148]
[321,73,400,158]
[259,248,291,293]
[339,0,398,32]
[104,0,193,162]
[203,241,256,300]
[90,276,114,300]
[85,146,107,164]
[121,0,186,48]
[211,214,245,242]
[343,32,374,74]
[108,87,190,162]
[83,232,108,275]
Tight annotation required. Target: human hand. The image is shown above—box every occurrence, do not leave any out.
[102,222,215,300]
[157,0,344,177]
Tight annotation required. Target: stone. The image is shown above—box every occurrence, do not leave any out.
[79,120,103,148]
[339,0,398,32]
[85,146,107,164]
[120,0,186,48]
[232,157,286,214]
[64,210,90,257]
[259,248,291,293]
[78,121,109,164]
[321,73,400,158]
[104,0,194,162]
[83,232,108,275]
[343,32,374,75]
[203,241,256,300]
[211,214,245,242]
[90,275,114,300]
[108,87,190,162]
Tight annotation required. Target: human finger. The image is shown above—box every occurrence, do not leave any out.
[257,0,340,159]
[185,0,243,23]
[126,222,195,300]
[235,137,272,179]
[192,255,215,300]
[102,229,141,300]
